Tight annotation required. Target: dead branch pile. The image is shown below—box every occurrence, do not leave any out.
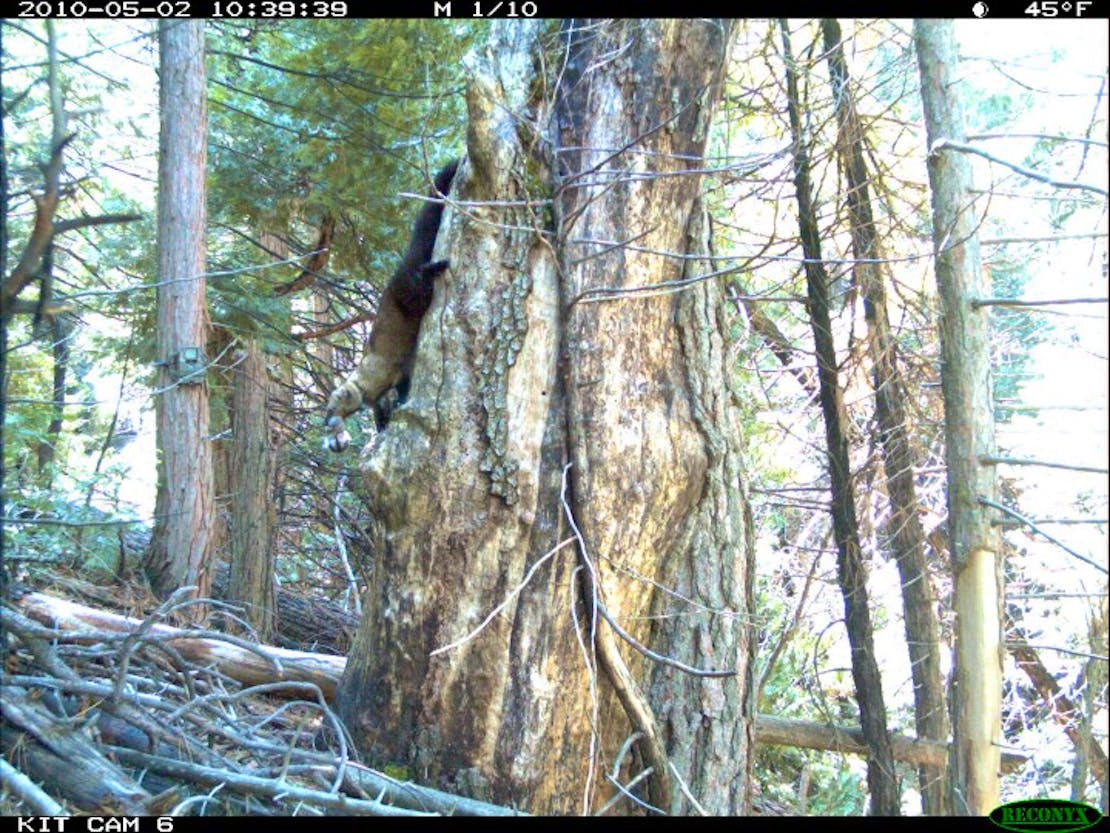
[0,584,522,817]
[2,582,1029,816]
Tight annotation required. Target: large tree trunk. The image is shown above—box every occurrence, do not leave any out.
[554,20,750,814]
[144,21,215,607]
[914,20,1004,816]
[333,20,750,815]
[777,20,900,815]
[821,19,950,814]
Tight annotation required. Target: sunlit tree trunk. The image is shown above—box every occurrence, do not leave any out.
[915,19,1004,816]
[554,20,751,813]
[334,19,751,815]
[144,21,215,608]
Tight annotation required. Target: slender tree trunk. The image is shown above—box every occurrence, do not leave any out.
[914,19,1004,816]
[778,19,900,815]
[36,305,70,485]
[28,31,68,487]
[821,19,950,814]
[208,324,232,560]
[227,338,276,642]
[334,19,750,815]
[144,21,214,608]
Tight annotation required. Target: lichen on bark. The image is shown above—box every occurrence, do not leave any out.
[476,260,532,505]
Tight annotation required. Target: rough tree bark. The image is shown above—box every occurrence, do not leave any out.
[227,338,276,642]
[333,20,750,815]
[914,19,1004,816]
[822,19,950,814]
[554,20,750,813]
[778,19,900,815]
[143,21,215,607]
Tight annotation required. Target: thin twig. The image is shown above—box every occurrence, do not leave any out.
[604,772,664,815]
[560,464,673,811]
[667,760,709,817]
[979,455,1107,475]
[430,537,576,656]
[971,296,1107,308]
[978,497,1107,575]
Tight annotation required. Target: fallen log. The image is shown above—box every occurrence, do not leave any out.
[210,561,358,655]
[754,714,1026,773]
[1,685,151,814]
[0,756,66,815]
[14,590,346,700]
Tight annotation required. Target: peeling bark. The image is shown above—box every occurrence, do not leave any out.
[915,20,1004,815]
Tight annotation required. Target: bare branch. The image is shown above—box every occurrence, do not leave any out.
[930,138,1109,196]
[293,310,374,342]
[978,497,1107,575]
[1,134,74,320]
[560,462,672,811]
[430,537,576,657]
[53,212,143,234]
[104,748,437,817]
[972,296,1107,309]
[979,455,1108,475]
[968,132,1109,149]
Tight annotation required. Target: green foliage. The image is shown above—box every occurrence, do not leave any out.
[380,763,413,782]
[967,90,1035,133]
[3,22,158,536]
[4,326,55,472]
[988,260,1051,420]
[752,576,869,815]
[191,21,482,587]
[207,20,472,284]
[864,29,919,115]
[5,471,141,578]
[5,22,476,577]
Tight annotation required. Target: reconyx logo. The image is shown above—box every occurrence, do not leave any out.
[990,799,1103,833]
